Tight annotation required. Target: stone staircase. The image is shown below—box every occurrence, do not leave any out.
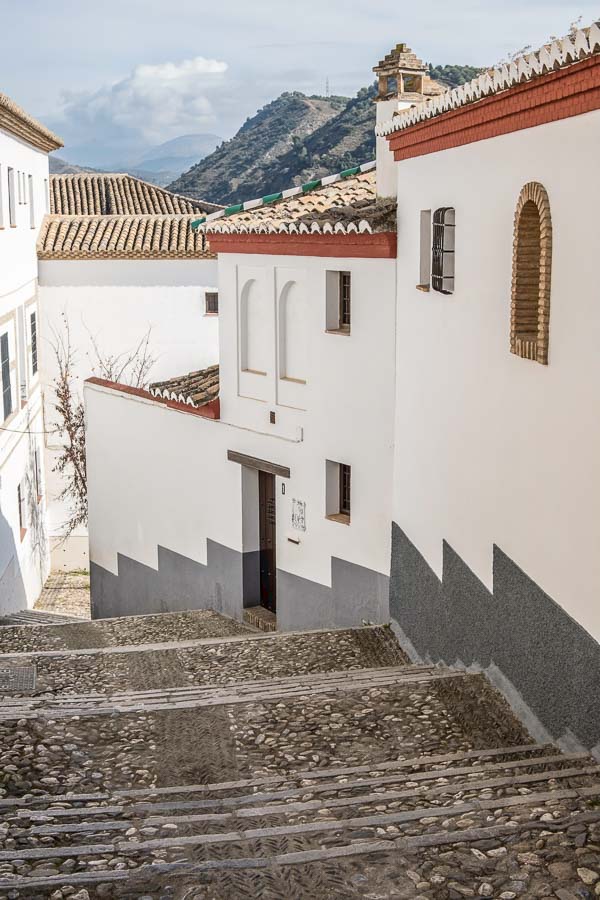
[0,612,598,899]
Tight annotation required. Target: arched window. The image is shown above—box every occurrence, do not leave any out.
[240,279,267,375]
[511,183,552,365]
[279,281,307,384]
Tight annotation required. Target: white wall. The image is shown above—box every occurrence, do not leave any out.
[38,258,219,570]
[86,250,396,610]
[219,252,396,590]
[392,109,600,644]
[0,125,51,611]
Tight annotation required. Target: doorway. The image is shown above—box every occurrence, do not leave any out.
[258,470,277,613]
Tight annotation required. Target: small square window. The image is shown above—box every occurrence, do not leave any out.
[326,271,351,334]
[205,291,219,315]
[326,460,351,524]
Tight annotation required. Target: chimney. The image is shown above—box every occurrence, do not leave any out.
[373,43,444,198]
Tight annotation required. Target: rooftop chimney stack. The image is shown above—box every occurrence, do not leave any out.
[373,43,445,198]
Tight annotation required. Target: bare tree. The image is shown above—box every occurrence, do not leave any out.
[51,317,156,538]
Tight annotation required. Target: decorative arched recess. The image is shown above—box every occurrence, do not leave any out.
[278,280,307,384]
[510,182,552,365]
[240,278,266,375]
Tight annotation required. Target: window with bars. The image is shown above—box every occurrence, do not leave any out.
[326,271,352,334]
[432,207,455,294]
[1,332,11,421]
[339,272,351,331]
[30,312,38,375]
[205,291,219,315]
[326,460,351,524]
[339,464,351,516]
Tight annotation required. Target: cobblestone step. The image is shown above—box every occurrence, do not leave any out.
[0,610,84,627]
[0,741,553,809]
[1,784,599,893]
[0,608,256,654]
[10,761,598,841]
[0,664,462,721]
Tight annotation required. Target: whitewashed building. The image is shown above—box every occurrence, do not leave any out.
[0,92,62,614]
[380,25,600,754]
[85,25,600,754]
[37,174,221,570]
[85,164,398,630]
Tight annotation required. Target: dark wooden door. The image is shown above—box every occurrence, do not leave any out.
[259,471,277,612]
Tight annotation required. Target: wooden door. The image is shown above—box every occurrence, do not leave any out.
[259,471,277,612]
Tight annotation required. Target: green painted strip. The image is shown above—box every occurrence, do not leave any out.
[262,192,283,205]
[224,203,244,217]
[302,179,321,193]
[190,218,206,230]
[340,166,360,179]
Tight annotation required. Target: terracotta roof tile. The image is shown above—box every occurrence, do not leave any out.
[0,92,63,152]
[150,365,219,407]
[37,214,215,260]
[49,173,221,216]
[204,170,396,236]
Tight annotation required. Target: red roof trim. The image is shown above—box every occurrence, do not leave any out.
[207,232,397,259]
[387,54,600,161]
[85,377,220,420]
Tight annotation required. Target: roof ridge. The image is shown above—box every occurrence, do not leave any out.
[49,172,222,214]
[42,212,203,221]
[191,161,376,230]
[376,20,600,138]
[0,92,63,152]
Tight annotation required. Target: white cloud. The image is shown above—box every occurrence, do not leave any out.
[57,56,229,161]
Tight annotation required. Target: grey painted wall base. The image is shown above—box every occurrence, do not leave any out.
[91,541,244,621]
[277,558,389,632]
[390,522,600,755]
[91,541,389,634]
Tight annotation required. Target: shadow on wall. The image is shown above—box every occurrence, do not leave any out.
[0,424,48,616]
[390,523,600,756]
[0,507,27,615]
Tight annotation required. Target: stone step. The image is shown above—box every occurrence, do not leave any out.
[1,783,599,877]
[0,662,436,707]
[0,610,84,626]
[0,664,463,720]
[11,762,598,842]
[0,741,554,809]
[3,810,599,897]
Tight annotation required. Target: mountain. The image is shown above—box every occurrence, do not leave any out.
[168,65,481,206]
[138,133,222,177]
[49,156,103,175]
[167,92,348,204]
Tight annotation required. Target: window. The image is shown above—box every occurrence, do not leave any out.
[7,168,15,226]
[30,312,38,375]
[339,464,351,516]
[510,182,552,365]
[205,291,219,315]
[417,210,432,290]
[28,175,35,228]
[432,207,455,294]
[326,270,351,334]
[1,332,11,421]
[326,460,351,524]
[17,481,26,540]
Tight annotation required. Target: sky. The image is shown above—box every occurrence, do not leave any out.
[1,0,598,166]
